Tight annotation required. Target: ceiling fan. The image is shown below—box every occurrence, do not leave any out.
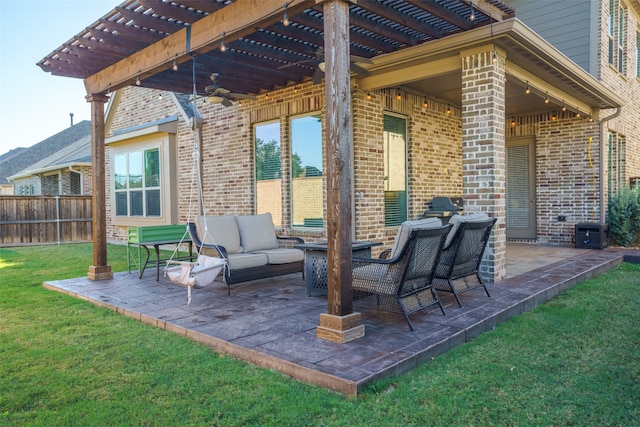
[279,49,373,84]
[205,73,257,107]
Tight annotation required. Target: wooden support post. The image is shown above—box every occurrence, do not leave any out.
[87,93,112,280]
[317,0,363,343]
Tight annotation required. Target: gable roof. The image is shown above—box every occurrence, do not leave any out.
[8,134,92,180]
[0,120,91,184]
[0,147,27,164]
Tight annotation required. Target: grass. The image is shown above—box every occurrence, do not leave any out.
[1,243,639,426]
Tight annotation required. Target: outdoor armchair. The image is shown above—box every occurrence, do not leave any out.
[351,220,451,331]
[434,214,497,307]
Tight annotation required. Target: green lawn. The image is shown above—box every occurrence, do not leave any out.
[1,244,639,426]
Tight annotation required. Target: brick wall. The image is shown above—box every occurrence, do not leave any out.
[107,83,467,256]
[461,49,507,281]
[507,112,601,246]
[598,1,640,192]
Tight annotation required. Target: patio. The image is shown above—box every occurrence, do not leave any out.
[44,244,639,395]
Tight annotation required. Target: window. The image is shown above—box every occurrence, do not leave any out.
[636,29,640,78]
[114,148,161,217]
[609,0,626,73]
[383,114,407,227]
[609,0,615,66]
[618,3,625,72]
[254,121,282,227]
[608,132,626,197]
[291,114,323,228]
[20,185,34,195]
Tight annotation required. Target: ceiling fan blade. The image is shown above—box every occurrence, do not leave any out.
[312,67,324,84]
[221,97,233,107]
[228,93,257,100]
[206,85,231,95]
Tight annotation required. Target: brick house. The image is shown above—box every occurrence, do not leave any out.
[39,0,637,281]
[1,120,93,195]
[102,8,638,286]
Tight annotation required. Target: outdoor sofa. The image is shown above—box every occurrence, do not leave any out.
[188,213,304,294]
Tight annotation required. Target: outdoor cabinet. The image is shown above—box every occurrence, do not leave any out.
[575,223,609,249]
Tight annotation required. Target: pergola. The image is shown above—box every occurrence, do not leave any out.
[38,0,621,342]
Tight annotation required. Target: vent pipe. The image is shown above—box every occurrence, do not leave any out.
[70,113,74,127]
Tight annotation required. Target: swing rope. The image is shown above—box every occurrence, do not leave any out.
[163,54,226,304]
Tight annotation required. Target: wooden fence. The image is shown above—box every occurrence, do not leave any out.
[0,196,92,245]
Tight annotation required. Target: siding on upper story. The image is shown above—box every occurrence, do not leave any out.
[505,0,597,76]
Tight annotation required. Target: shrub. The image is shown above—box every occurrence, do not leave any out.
[607,186,640,247]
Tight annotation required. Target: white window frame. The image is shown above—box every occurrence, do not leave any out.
[609,0,627,73]
[254,120,283,228]
[383,112,408,228]
[107,121,178,227]
[290,112,324,230]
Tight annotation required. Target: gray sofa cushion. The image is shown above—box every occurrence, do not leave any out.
[254,248,304,264]
[236,213,278,252]
[227,253,269,270]
[196,215,242,254]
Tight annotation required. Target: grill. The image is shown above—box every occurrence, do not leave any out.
[421,196,463,223]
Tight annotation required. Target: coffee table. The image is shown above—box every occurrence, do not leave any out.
[295,241,382,296]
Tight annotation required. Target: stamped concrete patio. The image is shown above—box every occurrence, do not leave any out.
[44,244,639,395]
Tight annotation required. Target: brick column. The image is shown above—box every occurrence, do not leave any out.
[460,47,507,282]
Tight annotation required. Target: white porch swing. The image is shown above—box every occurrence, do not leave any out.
[163,55,226,304]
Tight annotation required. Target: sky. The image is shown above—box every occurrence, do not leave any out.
[0,0,119,154]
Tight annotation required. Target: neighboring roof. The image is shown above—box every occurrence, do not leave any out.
[0,147,27,164]
[9,134,92,180]
[0,121,91,184]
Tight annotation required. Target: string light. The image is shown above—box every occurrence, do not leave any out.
[544,92,550,104]
[396,89,401,100]
[366,92,372,101]
[446,104,452,115]
[561,102,566,112]
[158,92,163,100]
[220,32,227,52]
[136,73,141,86]
[469,0,475,21]
[283,2,290,26]
[172,54,178,72]
[423,98,428,108]
[524,81,530,95]
[511,117,516,126]
[576,110,581,118]
[492,49,497,64]
[551,111,557,121]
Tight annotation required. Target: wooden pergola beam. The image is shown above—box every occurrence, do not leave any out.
[83,0,315,95]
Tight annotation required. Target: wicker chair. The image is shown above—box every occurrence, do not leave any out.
[351,224,451,331]
[434,216,497,307]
